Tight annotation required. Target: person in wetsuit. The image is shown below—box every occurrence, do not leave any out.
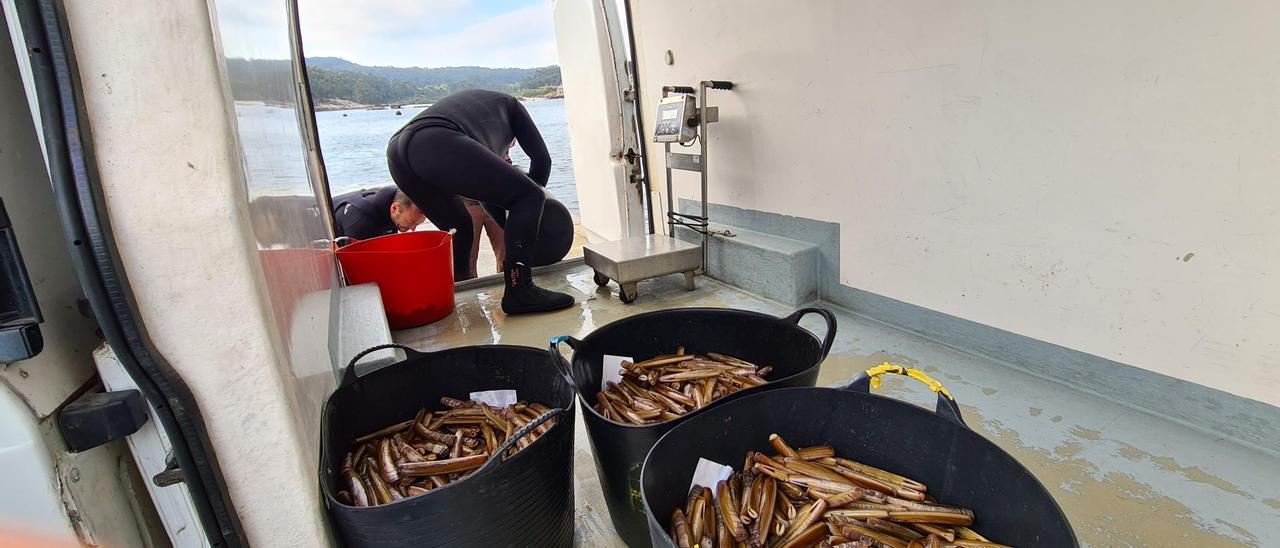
[331,186,426,240]
[386,89,573,314]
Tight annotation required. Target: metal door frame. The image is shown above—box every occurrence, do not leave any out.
[599,0,651,237]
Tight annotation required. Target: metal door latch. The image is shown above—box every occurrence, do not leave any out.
[153,453,184,487]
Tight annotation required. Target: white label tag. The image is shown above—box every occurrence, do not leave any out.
[601,355,631,391]
[469,389,517,408]
[689,458,734,498]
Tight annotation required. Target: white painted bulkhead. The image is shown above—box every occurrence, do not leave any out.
[624,0,1280,407]
[56,0,334,544]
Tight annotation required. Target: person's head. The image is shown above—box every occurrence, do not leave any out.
[389,190,426,232]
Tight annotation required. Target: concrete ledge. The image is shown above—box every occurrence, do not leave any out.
[338,283,402,377]
[676,223,820,305]
[680,199,841,296]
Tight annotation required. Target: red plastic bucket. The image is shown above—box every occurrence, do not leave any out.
[336,231,455,329]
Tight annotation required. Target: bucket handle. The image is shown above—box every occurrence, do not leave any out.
[471,407,566,478]
[546,336,580,391]
[341,343,422,388]
[784,307,838,361]
[844,363,966,427]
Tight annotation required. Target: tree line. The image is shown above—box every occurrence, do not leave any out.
[225,57,562,106]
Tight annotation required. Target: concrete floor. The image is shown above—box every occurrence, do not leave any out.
[394,266,1279,547]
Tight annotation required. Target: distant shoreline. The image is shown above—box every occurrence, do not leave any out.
[314,99,386,112]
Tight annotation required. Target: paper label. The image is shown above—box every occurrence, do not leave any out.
[469,389,517,408]
[689,458,734,499]
[601,354,632,391]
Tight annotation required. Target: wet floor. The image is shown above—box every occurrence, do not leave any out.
[394,266,1278,547]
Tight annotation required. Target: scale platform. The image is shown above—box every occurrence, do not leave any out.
[584,235,700,303]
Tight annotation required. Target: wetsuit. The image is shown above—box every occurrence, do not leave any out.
[386,90,549,282]
[331,186,398,240]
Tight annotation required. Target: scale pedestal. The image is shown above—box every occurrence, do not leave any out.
[585,235,699,303]
[588,80,732,304]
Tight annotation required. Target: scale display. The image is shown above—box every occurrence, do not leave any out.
[654,94,697,143]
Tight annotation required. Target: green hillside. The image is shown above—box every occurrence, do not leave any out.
[305,57,562,106]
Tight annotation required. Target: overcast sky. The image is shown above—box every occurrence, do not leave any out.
[297,0,559,68]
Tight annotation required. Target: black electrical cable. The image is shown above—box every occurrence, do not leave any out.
[14,1,246,545]
[620,0,655,234]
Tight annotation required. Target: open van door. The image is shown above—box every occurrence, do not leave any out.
[552,0,649,240]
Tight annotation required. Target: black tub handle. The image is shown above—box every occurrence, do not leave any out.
[547,336,580,391]
[472,407,565,478]
[844,363,967,427]
[784,307,838,361]
[341,343,423,388]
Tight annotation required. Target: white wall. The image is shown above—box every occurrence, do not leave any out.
[628,0,1280,406]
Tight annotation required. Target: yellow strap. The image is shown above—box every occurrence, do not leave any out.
[864,362,954,400]
[864,363,906,385]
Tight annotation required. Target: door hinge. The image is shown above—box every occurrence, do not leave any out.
[58,389,148,452]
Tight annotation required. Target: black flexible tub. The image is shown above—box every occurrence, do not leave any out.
[549,307,836,546]
[641,366,1077,547]
[320,343,576,547]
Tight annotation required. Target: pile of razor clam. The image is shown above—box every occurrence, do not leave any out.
[594,348,772,425]
[337,397,556,507]
[669,434,1009,548]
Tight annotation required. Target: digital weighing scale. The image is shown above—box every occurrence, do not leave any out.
[585,80,734,303]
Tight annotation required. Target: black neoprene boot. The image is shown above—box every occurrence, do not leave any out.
[501,262,574,314]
